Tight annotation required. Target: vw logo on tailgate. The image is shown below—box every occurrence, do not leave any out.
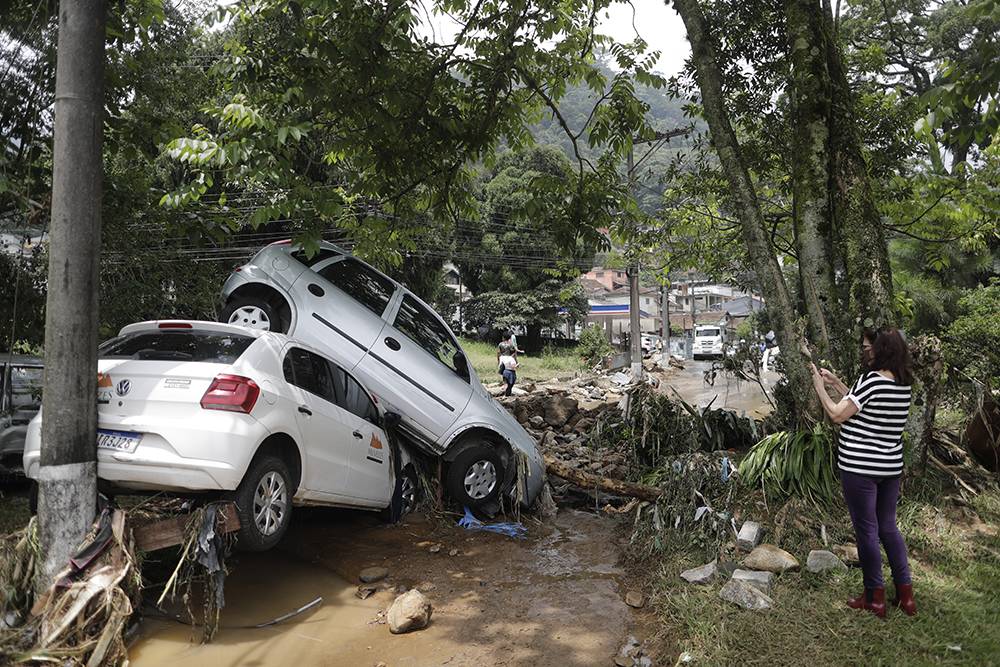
[115,379,131,397]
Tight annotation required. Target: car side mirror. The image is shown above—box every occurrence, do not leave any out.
[453,351,470,380]
[383,411,402,429]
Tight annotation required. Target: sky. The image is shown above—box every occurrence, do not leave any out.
[420,0,691,78]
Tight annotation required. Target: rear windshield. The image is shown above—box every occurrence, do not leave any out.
[697,328,721,337]
[99,330,255,363]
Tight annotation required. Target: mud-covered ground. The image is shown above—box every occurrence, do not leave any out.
[132,506,651,667]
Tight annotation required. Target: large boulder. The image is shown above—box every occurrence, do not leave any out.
[387,589,433,634]
[544,396,579,427]
[742,544,800,574]
[718,579,773,610]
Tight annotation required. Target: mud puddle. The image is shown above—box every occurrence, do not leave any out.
[659,359,775,417]
[132,507,635,667]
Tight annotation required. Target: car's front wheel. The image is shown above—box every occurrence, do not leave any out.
[229,455,292,551]
[446,443,504,509]
[221,296,287,333]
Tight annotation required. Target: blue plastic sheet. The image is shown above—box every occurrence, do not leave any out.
[457,507,528,539]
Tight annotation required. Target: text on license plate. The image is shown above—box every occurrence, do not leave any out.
[97,429,142,452]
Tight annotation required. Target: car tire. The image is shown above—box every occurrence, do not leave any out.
[221,296,288,333]
[446,443,504,509]
[228,455,293,552]
[382,464,420,523]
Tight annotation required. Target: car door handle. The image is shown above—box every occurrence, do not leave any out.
[353,430,364,439]
[298,405,313,416]
[384,337,401,351]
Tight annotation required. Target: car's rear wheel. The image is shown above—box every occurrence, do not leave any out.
[221,296,287,333]
[446,444,504,509]
[229,455,292,551]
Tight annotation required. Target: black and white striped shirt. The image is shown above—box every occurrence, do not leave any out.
[838,371,912,477]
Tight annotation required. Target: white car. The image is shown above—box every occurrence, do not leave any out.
[218,240,545,509]
[23,320,418,551]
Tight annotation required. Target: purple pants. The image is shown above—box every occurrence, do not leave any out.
[840,471,911,589]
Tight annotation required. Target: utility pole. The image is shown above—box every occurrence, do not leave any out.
[37,0,106,590]
[624,128,690,378]
[626,146,643,378]
[660,281,670,365]
[688,269,696,359]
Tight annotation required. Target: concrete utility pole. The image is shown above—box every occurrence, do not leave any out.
[688,269,696,359]
[660,281,670,365]
[37,0,106,590]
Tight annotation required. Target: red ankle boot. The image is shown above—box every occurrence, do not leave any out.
[892,583,916,616]
[847,588,886,618]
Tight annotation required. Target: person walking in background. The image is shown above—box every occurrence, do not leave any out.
[509,331,525,355]
[497,331,515,362]
[809,328,915,619]
[499,350,518,396]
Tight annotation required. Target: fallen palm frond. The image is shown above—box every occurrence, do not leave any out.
[0,517,40,625]
[737,426,837,504]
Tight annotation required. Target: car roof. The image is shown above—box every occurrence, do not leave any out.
[117,320,289,343]
[0,354,43,366]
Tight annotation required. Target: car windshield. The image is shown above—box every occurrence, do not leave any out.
[697,328,721,337]
[99,330,255,363]
[9,366,43,410]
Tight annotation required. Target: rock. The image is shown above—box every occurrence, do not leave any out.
[832,544,859,565]
[360,566,389,583]
[618,635,641,658]
[732,569,774,595]
[449,549,459,557]
[625,591,645,608]
[540,430,557,448]
[718,579,773,610]
[387,589,433,634]
[574,417,595,434]
[529,415,546,428]
[429,544,441,554]
[614,657,632,667]
[544,396,579,427]
[742,544,800,573]
[736,521,763,551]
[680,561,717,584]
[716,560,739,579]
[806,550,848,574]
[356,585,377,600]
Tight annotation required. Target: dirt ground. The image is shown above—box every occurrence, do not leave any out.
[131,505,650,667]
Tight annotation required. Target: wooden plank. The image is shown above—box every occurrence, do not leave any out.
[132,502,241,553]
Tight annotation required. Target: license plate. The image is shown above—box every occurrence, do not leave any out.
[97,429,142,453]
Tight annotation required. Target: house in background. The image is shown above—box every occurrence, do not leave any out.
[441,262,473,330]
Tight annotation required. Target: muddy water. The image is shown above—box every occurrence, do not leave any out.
[659,360,776,418]
[131,508,632,667]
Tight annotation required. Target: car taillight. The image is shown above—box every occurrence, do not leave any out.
[200,374,260,413]
[158,322,193,329]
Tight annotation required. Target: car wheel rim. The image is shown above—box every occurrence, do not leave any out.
[253,471,287,537]
[463,460,497,500]
[229,305,271,331]
[400,474,417,515]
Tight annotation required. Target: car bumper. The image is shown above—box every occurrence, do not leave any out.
[23,413,268,492]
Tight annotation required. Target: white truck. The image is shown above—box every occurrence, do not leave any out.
[693,325,726,360]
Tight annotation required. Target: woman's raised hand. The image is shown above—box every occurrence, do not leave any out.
[818,367,839,386]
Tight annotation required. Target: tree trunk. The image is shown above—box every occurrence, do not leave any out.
[672,0,816,420]
[544,455,663,502]
[37,0,106,592]
[785,0,836,357]
[821,7,894,329]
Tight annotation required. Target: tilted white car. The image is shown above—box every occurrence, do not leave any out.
[219,240,545,510]
[23,321,418,551]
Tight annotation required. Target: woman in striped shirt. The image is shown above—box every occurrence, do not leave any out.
[810,328,915,618]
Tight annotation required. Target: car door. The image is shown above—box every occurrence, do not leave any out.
[290,256,396,369]
[359,293,474,444]
[282,346,356,500]
[326,361,393,505]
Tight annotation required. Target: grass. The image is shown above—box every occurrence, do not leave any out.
[646,478,1000,666]
[459,337,588,383]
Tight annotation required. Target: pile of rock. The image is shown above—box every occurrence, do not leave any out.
[679,521,851,610]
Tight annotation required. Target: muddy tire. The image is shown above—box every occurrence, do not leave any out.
[229,455,292,552]
[446,444,504,509]
[221,296,288,333]
[382,464,420,523]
